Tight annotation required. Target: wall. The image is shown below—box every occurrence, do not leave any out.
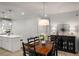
[12,17,38,42]
[50,11,79,34]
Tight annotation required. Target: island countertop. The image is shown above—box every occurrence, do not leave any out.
[0,35,20,38]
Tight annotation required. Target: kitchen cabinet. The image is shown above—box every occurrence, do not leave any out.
[0,35,21,52]
[0,38,2,47]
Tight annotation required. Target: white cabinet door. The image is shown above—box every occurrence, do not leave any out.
[0,37,2,47]
[2,38,12,51]
[2,37,5,48]
[0,40,1,47]
[12,38,21,52]
[2,38,8,49]
[5,39,10,50]
[6,39,12,51]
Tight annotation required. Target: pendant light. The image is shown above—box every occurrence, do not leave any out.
[38,2,49,26]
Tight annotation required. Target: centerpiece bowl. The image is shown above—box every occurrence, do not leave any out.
[41,40,46,46]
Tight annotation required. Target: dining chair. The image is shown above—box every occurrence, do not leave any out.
[27,37,40,56]
[49,35,58,56]
[22,42,30,56]
[50,35,56,41]
[54,38,58,56]
[22,41,37,56]
[27,37,39,47]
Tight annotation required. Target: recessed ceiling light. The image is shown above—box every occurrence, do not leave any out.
[4,16,7,18]
[76,13,78,16]
[21,12,25,15]
[44,14,47,17]
[2,11,5,14]
[9,23,12,25]
[8,9,12,12]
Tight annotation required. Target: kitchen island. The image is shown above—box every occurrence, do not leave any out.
[0,35,21,52]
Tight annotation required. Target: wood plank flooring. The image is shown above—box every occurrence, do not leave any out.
[0,48,79,56]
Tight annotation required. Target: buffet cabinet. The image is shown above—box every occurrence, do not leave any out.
[51,35,75,53]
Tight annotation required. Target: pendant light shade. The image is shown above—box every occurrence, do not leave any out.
[38,18,49,26]
[38,2,49,26]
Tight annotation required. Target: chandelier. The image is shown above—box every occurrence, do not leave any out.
[38,2,49,26]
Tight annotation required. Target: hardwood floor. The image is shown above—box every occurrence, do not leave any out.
[58,51,79,56]
[0,48,79,56]
[0,48,23,56]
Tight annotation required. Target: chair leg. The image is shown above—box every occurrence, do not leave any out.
[23,52,26,56]
[55,50,58,56]
[22,42,26,56]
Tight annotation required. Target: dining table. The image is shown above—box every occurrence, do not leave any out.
[26,41,55,56]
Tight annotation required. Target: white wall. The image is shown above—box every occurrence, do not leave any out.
[12,17,38,42]
[50,11,79,34]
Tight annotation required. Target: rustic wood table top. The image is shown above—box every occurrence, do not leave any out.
[33,41,54,56]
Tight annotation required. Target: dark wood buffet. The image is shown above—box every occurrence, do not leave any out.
[50,35,76,53]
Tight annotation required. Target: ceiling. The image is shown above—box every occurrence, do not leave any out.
[0,2,79,17]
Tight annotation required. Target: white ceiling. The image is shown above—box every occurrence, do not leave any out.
[0,2,79,17]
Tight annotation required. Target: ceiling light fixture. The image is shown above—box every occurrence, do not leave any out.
[21,12,25,15]
[38,2,49,26]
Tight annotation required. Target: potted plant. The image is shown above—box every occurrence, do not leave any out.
[39,33,48,45]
